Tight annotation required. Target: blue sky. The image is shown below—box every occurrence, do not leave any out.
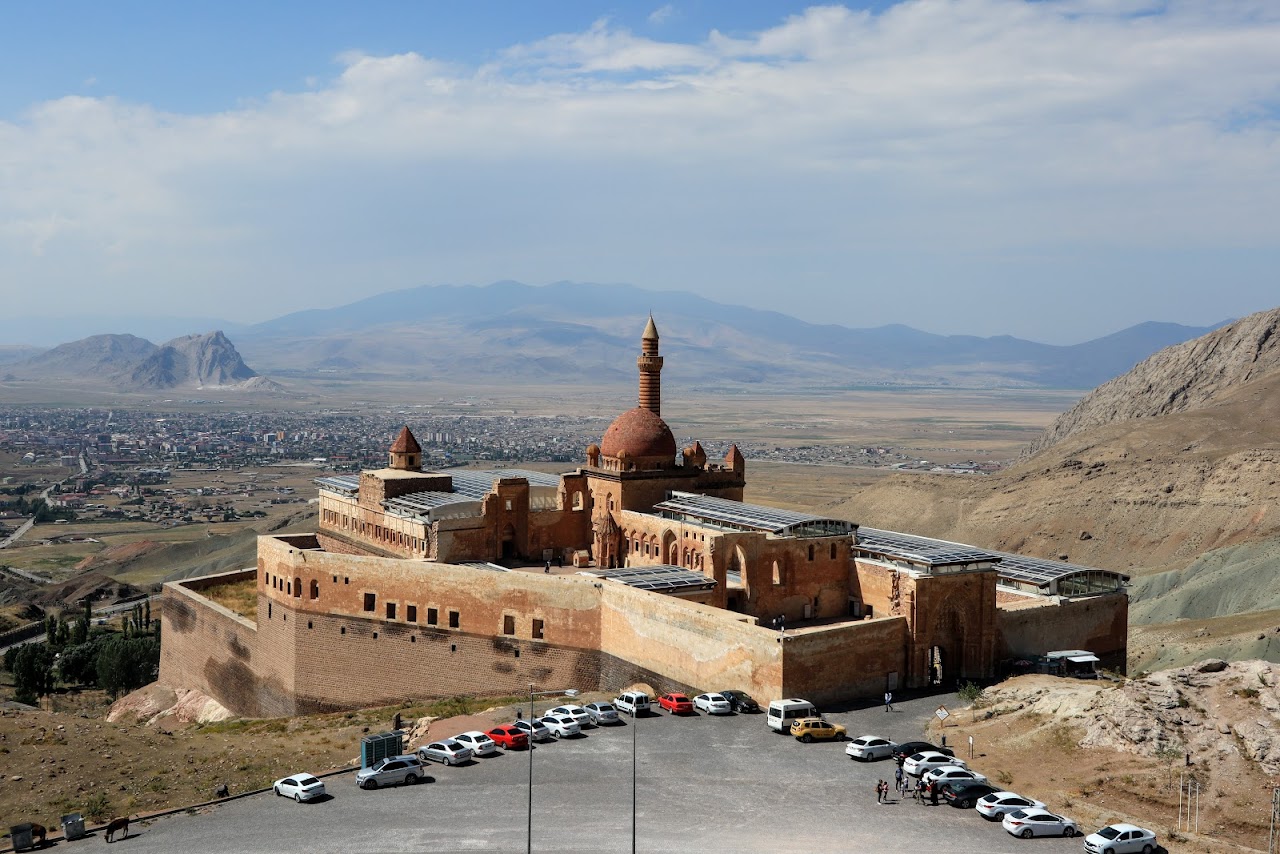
[2,0,1279,344]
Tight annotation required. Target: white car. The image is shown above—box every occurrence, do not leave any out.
[693,693,732,715]
[514,719,554,742]
[547,704,594,729]
[540,714,582,738]
[273,773,325,802]
[1002,809,1079,839]
[583,702,620,724]
[845,735,895,761]
[1083,823,1157,854]
[904,751,966,777]
[975,791,1046,820]
[452,730,500,757]
[355,755,425,789]
[417,739,473,766]
[922,766,988,788]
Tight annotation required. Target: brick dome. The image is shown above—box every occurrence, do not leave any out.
[600,407,677,462]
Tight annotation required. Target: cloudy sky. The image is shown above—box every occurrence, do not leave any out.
[2,0,1278,344]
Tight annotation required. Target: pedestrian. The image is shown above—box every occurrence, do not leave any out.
[779,615,786,632]
[898,777,910,801]
[556,554,563,568]
[929,782,939,806]
[895,753,905,769]
[875,780,885,803]
[916,779,925,804]
[894,765,904,788]
[884,690,893,712]
[544,559,551,573]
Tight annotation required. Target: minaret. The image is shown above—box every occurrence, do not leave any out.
[637,315,663,416]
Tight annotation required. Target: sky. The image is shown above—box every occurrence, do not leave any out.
[1,0,1279,344]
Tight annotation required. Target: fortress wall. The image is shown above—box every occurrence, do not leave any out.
[781,617,908,705]
[597,582,784,700]
[853,560,896,617]
[159,569,299,717]
[997,592,1129,673]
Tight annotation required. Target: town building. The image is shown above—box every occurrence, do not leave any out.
[160,319,1129,717]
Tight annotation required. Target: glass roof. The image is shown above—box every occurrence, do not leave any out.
[584,564,717,592]
[654,492,854,536]
[319,468,563,518]
[855,528,998,567]
[314,474,359,496]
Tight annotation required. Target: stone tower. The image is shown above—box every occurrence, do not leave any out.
[388,426,422,471]
[637,314,663,416]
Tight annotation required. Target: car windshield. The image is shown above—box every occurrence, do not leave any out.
[1097,828,1121,839]
[1007,810,1029,819]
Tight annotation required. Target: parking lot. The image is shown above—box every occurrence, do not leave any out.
[68,691,1095,853]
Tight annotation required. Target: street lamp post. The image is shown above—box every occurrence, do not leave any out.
[632,704,637,854]
[527,684,578,854]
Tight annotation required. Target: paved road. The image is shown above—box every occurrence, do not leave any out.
[63,692,1095,854]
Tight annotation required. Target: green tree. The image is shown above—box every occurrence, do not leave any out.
[5,644,56,702]
[95,634,160,698]
[56,637,104,687]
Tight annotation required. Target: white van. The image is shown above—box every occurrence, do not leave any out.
[614,691,651,717]
[766,698,819,732]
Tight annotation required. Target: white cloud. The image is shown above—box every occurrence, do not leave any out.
[649,5,675,26]
[1,0,1279,340]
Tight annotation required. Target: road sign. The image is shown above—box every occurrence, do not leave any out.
[935,705,950,722]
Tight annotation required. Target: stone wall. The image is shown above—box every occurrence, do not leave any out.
[997,592,1129,673]
[781,617,908,705]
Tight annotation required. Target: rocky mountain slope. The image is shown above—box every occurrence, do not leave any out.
[8,331,269,391]
[1026,306,1280,455]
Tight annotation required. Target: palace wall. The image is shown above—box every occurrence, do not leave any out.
[781,617,908,705]
[997,592,1129,673]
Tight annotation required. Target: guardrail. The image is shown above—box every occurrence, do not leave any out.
[0,622,44,649]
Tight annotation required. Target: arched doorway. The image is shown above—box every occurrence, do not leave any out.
[663,530,678,565]
[501,523,516,560]
[930,607,964,687]
[927,646,945,686]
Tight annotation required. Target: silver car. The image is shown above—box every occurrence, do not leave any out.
[514,718,554,742]
[540,714,582,738]
[417,739,474,766]
[356,755,424,789]
[547,704,594,729]
[693,693,732,715]
[583,702,620,725]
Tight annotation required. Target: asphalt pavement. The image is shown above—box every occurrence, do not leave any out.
[62,691,1093,854]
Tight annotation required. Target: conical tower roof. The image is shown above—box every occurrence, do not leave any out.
[390,426,421,454]
[642,315,659,340]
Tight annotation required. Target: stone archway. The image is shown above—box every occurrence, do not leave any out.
[931,607,964,687]
[501,523,516,560]
[663,530,678,565]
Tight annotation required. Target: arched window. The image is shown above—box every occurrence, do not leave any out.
[772,560,783,586]
[830,543,837,560]
[808,545,815,561]
[572,491,583,510]
[309,579,319,600]
[294,577,302,598]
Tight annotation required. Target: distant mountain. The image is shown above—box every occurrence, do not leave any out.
[0,315,247,348]
[233,281,1219,390]
[10,331,266,391]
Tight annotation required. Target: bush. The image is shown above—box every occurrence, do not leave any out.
[957,681,985,706]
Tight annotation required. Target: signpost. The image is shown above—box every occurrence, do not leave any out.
[935,705,950,724]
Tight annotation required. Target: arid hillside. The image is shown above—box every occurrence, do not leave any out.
[826,366,1280,577]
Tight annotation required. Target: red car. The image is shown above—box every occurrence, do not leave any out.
[658,693,694,714]
[486,724,530,750]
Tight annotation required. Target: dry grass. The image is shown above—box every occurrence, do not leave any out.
[202,579,258,619]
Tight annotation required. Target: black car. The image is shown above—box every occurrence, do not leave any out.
[891,740,954,763]
[718,689,761,713]
[942,781,1001,809]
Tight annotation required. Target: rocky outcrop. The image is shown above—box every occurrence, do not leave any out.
[1027,306,1280,456]
[127,331,256,389]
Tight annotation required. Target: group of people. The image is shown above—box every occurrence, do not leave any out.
[875,755,942,805]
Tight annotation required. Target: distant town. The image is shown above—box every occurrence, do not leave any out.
[0,405,1001,534]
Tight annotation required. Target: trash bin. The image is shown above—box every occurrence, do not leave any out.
[61,812,86,841]
[8,824,33,852]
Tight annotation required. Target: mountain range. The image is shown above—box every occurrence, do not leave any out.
[0,281,1230,392]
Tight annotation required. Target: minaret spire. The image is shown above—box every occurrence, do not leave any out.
[637,315,663,416]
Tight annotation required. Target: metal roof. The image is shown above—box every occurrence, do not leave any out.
[990,552,1128,589]
[320,468,564,520]
[314,475,359,496]
[856,528,999,567]
[584,564,717,592]
[654,492,854,536]
[445,468,562,497]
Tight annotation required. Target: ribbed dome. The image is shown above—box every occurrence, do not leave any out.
[600,407,677,461]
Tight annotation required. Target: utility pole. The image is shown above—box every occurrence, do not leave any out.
[1269,786,1280,854]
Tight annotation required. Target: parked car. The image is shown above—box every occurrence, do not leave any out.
[583,702,620,725]
[845,735,895,761]
[486,725,530,750]
[356,755,425,789]
[892,741,954,763]
[513,718,554,742]
[273,773,325,802]
[614,691,651,717]
[452,730,501,757]
[975,792,1046,820]
[1083,823,1157,854]
[693,693,732,715]
[718,689,760,713]
[922,766,988,788]
[942,781,1001,809]
[540,714,582,738]
[547,704,594,729]
[417,740,473,766]
[790,717,847,742]
[658,693,694,714]
[1002,809,1079,839]
[903,751,966,777]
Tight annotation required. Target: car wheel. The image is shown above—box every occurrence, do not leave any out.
[274,786,281,797]
[1020,828,1032,839]
[1141,846,1153,854]
[294,793,301,803]
[1103,848,1115,854]
[1063,827,1075,838]
[801,734,813,743]
[957,798,972,809]
[365,779,377,789]
[406,775,417,785]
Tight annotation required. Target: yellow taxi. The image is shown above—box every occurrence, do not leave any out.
[789,717,847,743]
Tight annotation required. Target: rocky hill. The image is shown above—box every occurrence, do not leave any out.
[9,330,269,392]
[1025,306,1280,455]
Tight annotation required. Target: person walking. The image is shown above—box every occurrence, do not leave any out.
[916,779,926,804]
[929,781,939,806]
[898,776,910,801]
[884,690,893,712]
[894,765,904,789]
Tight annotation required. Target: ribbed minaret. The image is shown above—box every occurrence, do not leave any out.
[637,315,663,416]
